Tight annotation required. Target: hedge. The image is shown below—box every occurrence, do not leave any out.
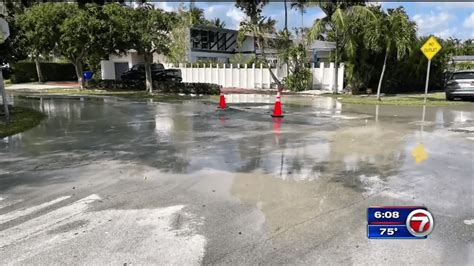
[86,80,220,95]
[155,82,220,95]
[10,62,77,83]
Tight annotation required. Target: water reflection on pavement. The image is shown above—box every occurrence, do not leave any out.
[0,95,473,264]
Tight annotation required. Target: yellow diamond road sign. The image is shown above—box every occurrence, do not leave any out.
[421,36,442,60]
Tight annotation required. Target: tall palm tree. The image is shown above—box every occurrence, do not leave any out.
[290,0,307,33]
[284,0,288,32]
[239,16,282,87]
[235,0,269,56]
[365,7,416,100]
[211,18,226,28]
[307,1,374,93]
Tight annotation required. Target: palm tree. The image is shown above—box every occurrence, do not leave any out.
[189,6,206,25]
[290,0,307,34]
[235,0,269,57]
[239,16,283,87]
[284,0,288,32]
[211,18,226,28]
[307,1,374,93]
[365,7,416,100]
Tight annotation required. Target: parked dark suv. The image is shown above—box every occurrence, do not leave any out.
[121,63,182,82]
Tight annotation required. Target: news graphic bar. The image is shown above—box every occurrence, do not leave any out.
[367,206,434,239]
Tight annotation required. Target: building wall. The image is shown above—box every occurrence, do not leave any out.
[189,51,233,63]
[101,51,166,80]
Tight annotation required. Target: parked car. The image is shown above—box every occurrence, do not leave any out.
[121,63,182,82]
[445,70,474,100]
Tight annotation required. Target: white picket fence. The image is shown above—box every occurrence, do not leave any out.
[163,63,344,91]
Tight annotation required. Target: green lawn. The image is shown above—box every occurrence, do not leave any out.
[38,88,473,107]
[324,92,470,106]
[0,106,46,138]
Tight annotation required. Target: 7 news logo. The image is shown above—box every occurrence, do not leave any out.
[367,206,434,239]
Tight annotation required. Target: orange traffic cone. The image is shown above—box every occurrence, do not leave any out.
[219,91,228,109]
[271,91,284,118]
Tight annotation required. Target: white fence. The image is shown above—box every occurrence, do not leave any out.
[163,63,344,91]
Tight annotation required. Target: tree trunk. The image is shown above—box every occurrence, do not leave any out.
[301,9,304,38]
[34,57,44,83]
[334,38,339,94]
[73,61,84,89]
[259,40,282,88]
[144,53,153,94]
[376,51,388,100]
[282,1,289,77]
[283,0,288,32]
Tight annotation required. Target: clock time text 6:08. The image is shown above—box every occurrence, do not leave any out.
[374,211,400,219]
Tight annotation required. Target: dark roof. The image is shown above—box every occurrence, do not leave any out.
[190,24,238,34]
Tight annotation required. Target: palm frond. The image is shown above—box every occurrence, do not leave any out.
[307,18,326,41]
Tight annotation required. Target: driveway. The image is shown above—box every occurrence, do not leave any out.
[0,95,473,264]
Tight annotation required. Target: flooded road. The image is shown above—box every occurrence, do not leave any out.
[0,95,473,264]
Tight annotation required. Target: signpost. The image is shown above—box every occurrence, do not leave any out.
[420,36,442,104]
[0,17,10,119]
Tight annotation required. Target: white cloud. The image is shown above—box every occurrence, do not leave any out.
[434,27,458,39]
[463,13,474,29]
[153,2,174,12]
[225,7,246,29]
[412,11,454,36]
[202,4,245,30]
[415,2,474,10]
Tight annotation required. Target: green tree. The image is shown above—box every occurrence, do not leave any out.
[55,3,129,88]
[211,18,226,28]
[127,7,174,93]
[16,3,69,82]
[366,7,416,100]
[0,15,27,66]
[282,44,312,91]
[167,5,192,64]
[58,3,118,88]
[189,6,207,25]
[307,1,373,93]
[235,0,269,57]
[239,15,282,87]
[283,0,288,32]
[290,0,307,35]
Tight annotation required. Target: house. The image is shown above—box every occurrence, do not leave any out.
[100,25,336,80]
[448,55,474,70]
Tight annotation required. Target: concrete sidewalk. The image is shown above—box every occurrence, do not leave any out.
[6,82,79,91]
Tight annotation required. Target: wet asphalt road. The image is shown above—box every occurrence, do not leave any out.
[0,95,473,265]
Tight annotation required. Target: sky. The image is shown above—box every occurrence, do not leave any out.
[154,1,474,40]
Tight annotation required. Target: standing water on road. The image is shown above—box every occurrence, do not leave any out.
[0,95,473,264]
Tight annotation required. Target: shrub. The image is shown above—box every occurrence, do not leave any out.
[85,80,220,95]
[282,44,313,91]
[283,68,312,91]
[86,79,145,90]
[10,62,77,83]
[154,82,220,95]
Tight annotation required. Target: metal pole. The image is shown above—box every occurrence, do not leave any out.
[0,69,9,120]
[423,60,431,104]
